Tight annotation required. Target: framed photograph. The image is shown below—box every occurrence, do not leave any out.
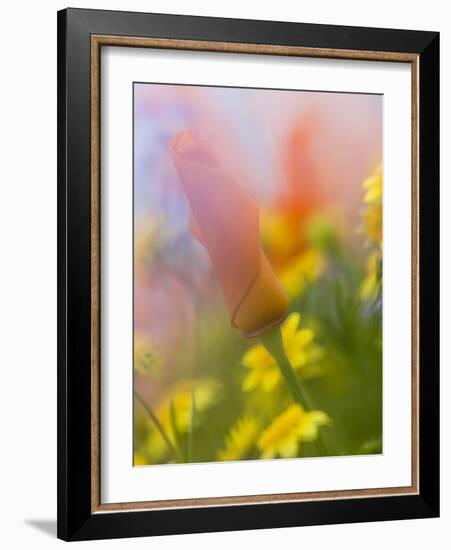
[57,8,439,541]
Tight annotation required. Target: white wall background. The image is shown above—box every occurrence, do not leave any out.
[0,1,448,548]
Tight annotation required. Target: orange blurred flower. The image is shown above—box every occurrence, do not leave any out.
[170,130,288,338]
[258,117,332,297]
[279,116,324,216]
[265,115,325,262]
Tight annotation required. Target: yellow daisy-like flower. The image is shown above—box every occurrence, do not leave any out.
[258,404,331,459]
[146,379,221,459]
[134,335,161,376]
[362,164,382,246]
[242,312,323,393]
[279,247,326,298]
[217,417,260,462]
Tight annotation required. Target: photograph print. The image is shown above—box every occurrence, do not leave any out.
[133,82,383,466]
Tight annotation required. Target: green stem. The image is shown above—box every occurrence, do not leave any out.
[134,391,181,463]
[260,326,336,457]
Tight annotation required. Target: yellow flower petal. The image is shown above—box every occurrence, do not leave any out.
[287,349,308,368]
[258,404,331,459]
[217,417,260,461]
[297,411,331,442]
[241,312,324,392]
[262,369,281,392]
[292,328,315,347]
[158,379,221,434]
[258,404,303,457]
[242,370,262,392]
[242,345,274,370]
[278,438,298,458]
[281,312,301,339]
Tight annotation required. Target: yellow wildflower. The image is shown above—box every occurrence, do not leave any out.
[146,379,221,459]
[217,417,260,462]
[242,312,323,393]
[279,248,325,298]
[158,379,221,433]
[362,165,382,246]
[258,404,331,459]
[134,335,161,376]
[361,165,383,302]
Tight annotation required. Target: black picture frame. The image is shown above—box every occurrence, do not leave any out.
[57,7,439,541]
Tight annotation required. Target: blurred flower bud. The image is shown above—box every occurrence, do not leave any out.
[170,130,288,337]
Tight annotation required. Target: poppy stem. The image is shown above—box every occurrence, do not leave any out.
[260,326,336,457]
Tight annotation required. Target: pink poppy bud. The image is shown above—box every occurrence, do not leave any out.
[170,130,288,338]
